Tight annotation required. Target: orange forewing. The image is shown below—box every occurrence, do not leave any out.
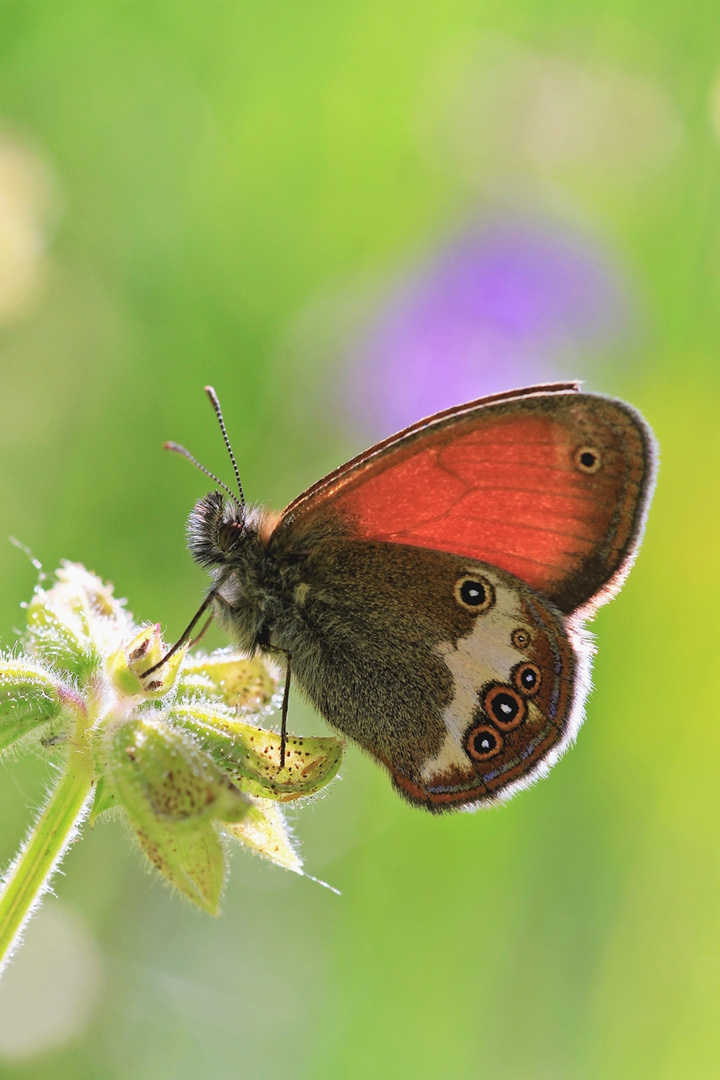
[278,384,654,614]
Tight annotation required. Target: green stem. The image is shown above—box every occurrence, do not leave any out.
[0,742,94,971]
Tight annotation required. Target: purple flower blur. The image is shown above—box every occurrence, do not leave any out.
[344,215,633,437]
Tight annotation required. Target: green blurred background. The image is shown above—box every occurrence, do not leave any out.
[0,2,718,1078]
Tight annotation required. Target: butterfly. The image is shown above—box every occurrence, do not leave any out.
[153,382,656,812]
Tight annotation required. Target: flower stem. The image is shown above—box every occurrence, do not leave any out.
[0,742,94,972]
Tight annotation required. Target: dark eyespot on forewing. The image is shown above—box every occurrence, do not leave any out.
[574,446,602,473]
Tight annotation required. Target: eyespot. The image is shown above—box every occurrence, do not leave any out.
[512,663,542,697]
[511,627,532,650]
[454,575,495,612]
[574,446,602,474]
[483,685,526,731]
[218,522,241,551]
[466,724,504,762]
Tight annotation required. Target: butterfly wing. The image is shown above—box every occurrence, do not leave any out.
[276,539,584,810]
[264,384,655,809]
[277,384,656,614]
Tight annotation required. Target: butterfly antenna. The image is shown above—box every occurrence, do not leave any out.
[204,386,245,507]
[164,442,243,509]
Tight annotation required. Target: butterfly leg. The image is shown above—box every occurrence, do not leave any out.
[261,647,292,769]
[256,642,292,769]
[279,653,292,770]
[188,614,214,649]
[142,589,219,676]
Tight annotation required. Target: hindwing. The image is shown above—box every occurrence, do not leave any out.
[278,539,586,810]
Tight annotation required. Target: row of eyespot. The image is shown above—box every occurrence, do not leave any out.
[464,662,542,763]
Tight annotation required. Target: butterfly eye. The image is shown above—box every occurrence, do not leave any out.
[513,663,542,697]
[483,685,526,731]
[574,445,602,474]
[217,523,240,551]
[454,575,494,612]
[466,725,504,762]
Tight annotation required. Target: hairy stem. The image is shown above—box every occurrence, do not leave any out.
[0,740,94,973]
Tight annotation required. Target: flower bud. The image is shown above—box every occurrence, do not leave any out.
[0,660,79,753]
[170,702,343,801]
[106,625,187,700]
[25,562,133,679]
[178,651,278,711]
[104,716,254,913]
[107,716,251,826]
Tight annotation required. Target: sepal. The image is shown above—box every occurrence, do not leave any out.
[170,702,344,801]
[131,813,226,915]
[224,796,302,874]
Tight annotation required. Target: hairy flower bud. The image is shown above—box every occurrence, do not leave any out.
[0,660,81,753]
[106,625,187,700]
[103,716,254,913]
[25,562,133,680]
[0,562,343,928]
[107,716,251,826]
[178,650,278,711]
[170,702,344,801]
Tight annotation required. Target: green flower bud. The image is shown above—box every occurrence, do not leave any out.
[106,625,187,700]
[169,702,343,801]
[107,716,251,826]
[0,659,81,753]
[178,650,278,711]
[0,562,344,932]
[25,562,133,679]
[103,716,254,913]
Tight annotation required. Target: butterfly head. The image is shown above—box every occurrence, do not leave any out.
[186,489,250,571]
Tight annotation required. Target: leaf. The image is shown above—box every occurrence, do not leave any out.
[89,776,118,823]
